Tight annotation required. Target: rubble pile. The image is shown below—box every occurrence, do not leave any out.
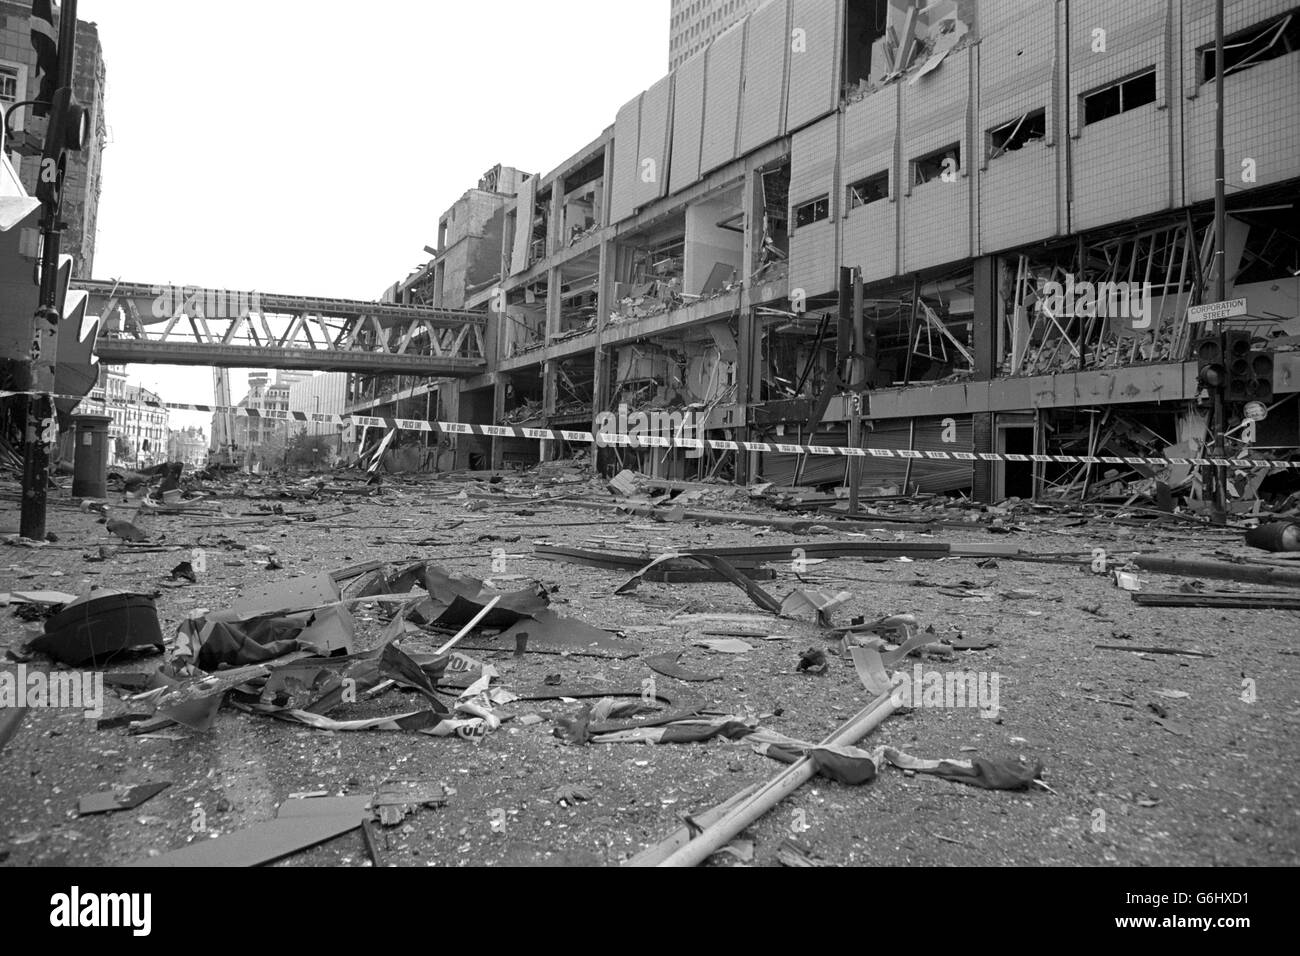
[1,455,1297,868]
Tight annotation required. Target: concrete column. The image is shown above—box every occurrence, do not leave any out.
[541,359,558,463]
[740,167,762,309]
[491,377,508,470]
[734,167,765,484]
[548,178,566,257]
[737,307,764,483]
[972,255,999,381]
[546,267,562,340]
[590,239,615,475]
[972,412,995,504]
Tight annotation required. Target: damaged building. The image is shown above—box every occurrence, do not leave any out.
[354,0,1300,507]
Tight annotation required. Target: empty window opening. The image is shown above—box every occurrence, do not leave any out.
[987,109,1046,160]
[1202,11,1300,81]
[847,171,889,209]
[1083,69,1156,126]
[843,0,890,91]
[794,196,830,228]
[912,144,960,187]
[759,164,790,266]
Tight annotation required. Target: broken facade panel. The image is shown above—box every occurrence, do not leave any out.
[785,0,843,131]
[737,0,791,155]
[669,51,708,193]
[699,20,747,175]
[510,176,538,276]
[609,95,644,226]
[634,75,676,211]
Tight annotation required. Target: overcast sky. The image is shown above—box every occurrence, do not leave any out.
[75,0,667,430]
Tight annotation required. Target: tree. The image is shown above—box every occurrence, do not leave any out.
[286,428,332,470]
[255,430,287,472]
[113,437,131,462]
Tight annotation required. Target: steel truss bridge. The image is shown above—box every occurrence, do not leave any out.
[71,279,488,376]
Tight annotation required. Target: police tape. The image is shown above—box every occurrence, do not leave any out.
[3,389,1298,471]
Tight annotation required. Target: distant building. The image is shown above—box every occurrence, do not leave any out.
[288,372,347,437]
[119,384,168,467]
[71,364,169,466]
[669,0,763,70]
[232,371,312,469]
[167,425,208,468]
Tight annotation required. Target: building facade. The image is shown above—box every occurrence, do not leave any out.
[0,0,107,276]
[288,372,348,437]
[117,384,167,467]
[352,0,1300,501]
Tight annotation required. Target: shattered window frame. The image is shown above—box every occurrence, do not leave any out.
[1082,69,1157,126]
[911,143,960,187]
[1200,11,1300,82]
[987,109,1047,161]
[847,171,889,210]
[793,195,830,229]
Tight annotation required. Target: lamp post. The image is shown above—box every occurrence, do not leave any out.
[1210,0,1229,523]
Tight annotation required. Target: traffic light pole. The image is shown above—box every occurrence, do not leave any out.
[1210,0,1229,524]
[18,0,77,541]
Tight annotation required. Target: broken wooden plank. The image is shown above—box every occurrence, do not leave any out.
[1095,644,1215,658]
[1132,592,1300,611]
[1133,555,1300,589]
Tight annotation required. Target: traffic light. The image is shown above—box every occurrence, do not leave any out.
[1194,334,1227,391]
[1247,349,1274,403]
[1224,331,1256,402]
[35,87,89,208]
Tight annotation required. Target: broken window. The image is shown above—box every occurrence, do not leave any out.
[794,196,830,228]
[1201,11,1299,81]
[759,164,790,268]
[843,0,889,92]
[847,171,889,209]
[1231,207,1300,286]
[911,144,960,187]
[987,109,1047,160]
[1082,69,1156,126]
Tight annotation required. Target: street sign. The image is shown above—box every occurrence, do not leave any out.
[1188,298,1248,324]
